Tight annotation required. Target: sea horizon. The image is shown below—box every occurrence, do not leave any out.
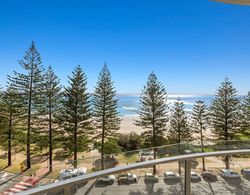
[117,94,215,116]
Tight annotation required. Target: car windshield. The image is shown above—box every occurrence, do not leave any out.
[63,175,72,180]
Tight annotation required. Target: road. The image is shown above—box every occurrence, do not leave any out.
[0,172,21,192]
[74,176,250,195]
[2,173,250,194]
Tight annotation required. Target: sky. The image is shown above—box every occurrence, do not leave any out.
[0,0,250,95]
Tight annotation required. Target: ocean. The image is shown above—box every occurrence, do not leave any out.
[117,94,214,116]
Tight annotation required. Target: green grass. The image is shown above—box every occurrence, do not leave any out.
[0,159,7,169]
[44,167,61,179]
[239,135,250,140]
[117,153,138,164]
[191,147,214,153]
[203,147,214,152]
[22,164,41,176]
[0,159,21,173]
[235,129,250,140]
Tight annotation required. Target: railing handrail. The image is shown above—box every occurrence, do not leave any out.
[18,149,250,195]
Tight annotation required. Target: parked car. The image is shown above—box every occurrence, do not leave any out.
[138,156,146,162]
[220,169,240,178]
[97,175,116,184]
[191,172,201,180]
[140,150,154,156]
[138,150,154,162]
[164,172,180,180]
[144,173,159,183]
[201,171,217,182]
[241,169,250,177]
[118,173,137,184]
[56,167,87,182]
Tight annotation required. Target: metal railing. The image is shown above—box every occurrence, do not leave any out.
[18,149,250,195]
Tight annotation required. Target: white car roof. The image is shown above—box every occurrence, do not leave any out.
[145,173,153,176]
[221,169,232,172]
[78,167,87,173]
[165,171,174,175]
[145,173,158,177]
[191,172,197,175]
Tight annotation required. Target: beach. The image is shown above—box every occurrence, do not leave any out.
[119,115,213,140]
[119,116,144,134]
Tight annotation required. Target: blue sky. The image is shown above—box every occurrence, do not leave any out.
[0,0,250,94]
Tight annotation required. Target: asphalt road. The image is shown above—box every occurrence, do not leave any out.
[0,172,21,192]
[74,176,250,195]
[2,174,250,194]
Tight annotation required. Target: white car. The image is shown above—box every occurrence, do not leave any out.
[164,171,180,180]
[144,173,159,183]
[191,172,200,180]
[220,169,241,178]
[97,175,116,184]
[118,173,137,184]
[57,167,87,182]
[140,150,154,156]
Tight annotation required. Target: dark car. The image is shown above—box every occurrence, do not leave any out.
[241,169,250,178]
[201,172,217,182]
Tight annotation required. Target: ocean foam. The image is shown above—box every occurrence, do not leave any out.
[122,106,137,110]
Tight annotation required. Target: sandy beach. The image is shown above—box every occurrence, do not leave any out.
[119,115,213,140]
[119,116,145,134]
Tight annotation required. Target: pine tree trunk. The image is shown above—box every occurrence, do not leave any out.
[27,115,31,169]
[27,67,34,169]
[101,95,106,170]
[200,124,205,171]
[49,105,52,172]
[74,121,77,168]
[178,127,181,175]
[152,119,156,175]
[153,148,157,175]
[101,121,105,170]
[8,112,12,167]
[225,114,230,169]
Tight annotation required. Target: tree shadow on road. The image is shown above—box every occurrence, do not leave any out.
[207,182,216,195]
[221,177,244,194]
[128,183,165,195]
[95,180,115,188]
[164,179,184,195]
[82,180,94,195]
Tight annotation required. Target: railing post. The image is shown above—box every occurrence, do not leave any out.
[184,159,191,195]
